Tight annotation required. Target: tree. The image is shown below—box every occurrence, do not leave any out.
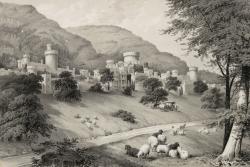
[193,80,208,94]
[143,78,163,94]
[0,88,17,115]
[201,88,225,109]
[134,64,144,73]
[100,68,114,90]
[2,73,43,95]
[2,94,54,141]
[140,88,168,107]
[54,71,81,102]
[165,76,181,91]
[0,74,54,142]
[164,0,250,150]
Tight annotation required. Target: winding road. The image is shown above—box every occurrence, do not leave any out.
[0,120,205,167]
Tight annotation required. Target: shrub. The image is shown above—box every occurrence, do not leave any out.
[112,110,136,124]
[201,87,225,109]
[104,130,112,136]
[89,83,104,93]
[193,80,208,94]
[122,86,133,96]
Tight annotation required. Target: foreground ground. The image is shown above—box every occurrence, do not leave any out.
[0,81,236,167]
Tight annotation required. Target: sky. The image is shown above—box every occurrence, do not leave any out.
[2,0,210,69]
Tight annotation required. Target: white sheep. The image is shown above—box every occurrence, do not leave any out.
[157,134,167,144]
[156,144,170,154]
[147,136,158,151]
[169,149,178,158]
[92,119,97,125]
[177,129,185,135]
[177,146,189,160]
[81,119,86,124]
[85,122,92,129]
[137,144,151,158]
[198,127,209,135]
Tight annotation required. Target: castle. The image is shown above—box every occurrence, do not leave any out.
[17,44,76,76]
[92,50,200,95]
[12,43,200,95]
[17,44,76,94]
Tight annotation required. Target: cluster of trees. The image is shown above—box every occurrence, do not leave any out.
[165,0,250,161]
[54,71,81,102]
[141,78,168,107]
[165,76,181,91]
[0,74,54,142]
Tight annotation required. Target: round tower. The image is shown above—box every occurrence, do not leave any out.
[188,66,198,82]
[106,60,115,69]
[123,52,140,65]
[44,44,58,72]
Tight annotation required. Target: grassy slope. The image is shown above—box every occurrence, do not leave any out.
[41,82,216,140]
[102,126,250,167]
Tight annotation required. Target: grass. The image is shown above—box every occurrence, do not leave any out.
[38,81,217,140]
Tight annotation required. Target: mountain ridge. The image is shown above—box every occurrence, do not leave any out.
[67,25,188,74]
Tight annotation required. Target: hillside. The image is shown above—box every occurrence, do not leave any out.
[67,25,189,74]
[40,82,216,140]
[0,2,97,68]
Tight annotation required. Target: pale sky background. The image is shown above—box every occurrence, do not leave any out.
[2,0,211,70]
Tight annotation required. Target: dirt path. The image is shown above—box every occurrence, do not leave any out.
[0,120,205,167]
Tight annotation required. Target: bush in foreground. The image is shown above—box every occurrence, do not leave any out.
[112,110,136,124]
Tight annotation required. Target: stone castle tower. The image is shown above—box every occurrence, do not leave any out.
[45,44,58,72]
[188,66,199,82]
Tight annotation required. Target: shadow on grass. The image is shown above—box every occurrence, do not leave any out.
[86,145,145,167]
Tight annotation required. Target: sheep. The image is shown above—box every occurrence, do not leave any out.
[179,123,186,130]
[81,119,86,124]
[177,129,185,135]
[168,142,180,150]
[92,119,97,126]
[157,134,167,144]
[85,122,92,129]
[177,146,189,160]
[147,136,159,151]
[156,144,170,154]
[169,149,178,158]
[198,127,209,135]
[125,145,139,158]
[137,144,151,158]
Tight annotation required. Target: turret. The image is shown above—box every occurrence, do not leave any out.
[44,44,58,72]
[188,66,198,82]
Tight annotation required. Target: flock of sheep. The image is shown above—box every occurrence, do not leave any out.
[125,128,189,160]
